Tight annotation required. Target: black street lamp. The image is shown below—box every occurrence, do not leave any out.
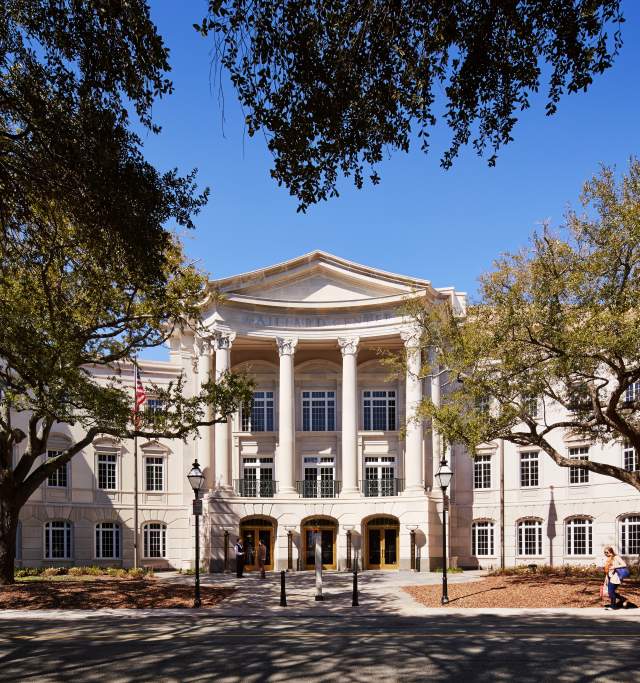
[435,459,453,605]
[187,459,205,608]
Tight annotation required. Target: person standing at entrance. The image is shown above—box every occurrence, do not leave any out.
[234,537,245,578]
[258,539,267,578]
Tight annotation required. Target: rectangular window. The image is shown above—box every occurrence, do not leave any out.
[566,518,592,555]
[472,522,494,556]
[523,395,539,419]
[47,450,68,488]
[520,452,539,488]
[569,446,589,484]
[240,457,274,497]
[145,398,165,417]
[45,521,72,559]
[241,391,274,432]
[364,456,397,496]
[95,523,121,559]
[145,456,164,492]
[625,381,640,404]
[473,455,491,489]
[302,456,337,498]
[302,391,335,431]
[143,523,166,558]
[362,390,396,431]
[518,520,543,556]
[623,442,639,472]
[620,516,640,555]
[97,450,117,490]
[476,395,490,414]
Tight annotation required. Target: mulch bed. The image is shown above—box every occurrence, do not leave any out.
[0,578,234,609]
[405,575,640,608]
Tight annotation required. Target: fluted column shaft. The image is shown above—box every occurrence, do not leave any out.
[213,331,234,488]
[338,337,359,495]
[195,339,214,489]
[402,330,424,491]
[276,337,297,494]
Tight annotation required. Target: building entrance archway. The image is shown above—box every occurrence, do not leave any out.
[239,516,276,571]
[301,517,337,569]
[364,516,399,569]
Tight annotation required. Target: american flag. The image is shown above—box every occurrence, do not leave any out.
[133,363,146,425]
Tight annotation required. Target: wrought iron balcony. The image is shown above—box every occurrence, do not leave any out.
[233,479,277,498]
[360,478,404,497]
[296,480,342,498]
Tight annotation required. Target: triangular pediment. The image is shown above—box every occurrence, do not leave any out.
[211,251,434,304]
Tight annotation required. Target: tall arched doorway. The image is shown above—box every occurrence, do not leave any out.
[364,516,399,569]
[239,516,276,572]
[301,516,337,570]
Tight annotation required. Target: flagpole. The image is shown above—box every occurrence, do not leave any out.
[133,360,139,570]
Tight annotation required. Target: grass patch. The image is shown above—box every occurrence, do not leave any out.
[433,567,464,573]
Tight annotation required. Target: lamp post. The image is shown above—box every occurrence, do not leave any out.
[187,459,205,608]
[435,459,453,605]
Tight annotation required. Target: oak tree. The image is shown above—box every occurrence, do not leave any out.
[412,159,640,493]
[199,0,624,211]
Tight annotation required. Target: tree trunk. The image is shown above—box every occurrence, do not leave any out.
[0,492,18,585]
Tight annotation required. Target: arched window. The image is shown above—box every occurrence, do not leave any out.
[472,521,495,556]
[44,521,72,559]
[620,515,640,555]
[566,517,593,556]
[95,522,121,559]
[143,522,166,558]
[517,519,543,556]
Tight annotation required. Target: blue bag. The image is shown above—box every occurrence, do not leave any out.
[616,567,630,580]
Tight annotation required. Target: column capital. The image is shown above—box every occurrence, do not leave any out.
[211,330,236,352]
[276,336,298,357]
[401,326,421,349]
[337,336,359,356]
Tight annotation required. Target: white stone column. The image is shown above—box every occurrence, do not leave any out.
[276,336,297,495]
[195,338,214,490]
[430,349,442,467]
[402,328,424,492]
[212,331,235,489]
[338,336,360,495]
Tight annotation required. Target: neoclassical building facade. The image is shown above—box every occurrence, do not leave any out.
[15,252,640,571]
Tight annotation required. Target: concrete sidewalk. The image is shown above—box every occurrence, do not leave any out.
[1,570,639,620]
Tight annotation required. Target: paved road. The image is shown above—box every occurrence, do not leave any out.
[1,572,639,682]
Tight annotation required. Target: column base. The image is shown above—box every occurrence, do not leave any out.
[402,485,427,497]
[275,487,297,499]
[339,487,362,499]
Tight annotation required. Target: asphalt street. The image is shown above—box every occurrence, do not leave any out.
[1,610,639,682]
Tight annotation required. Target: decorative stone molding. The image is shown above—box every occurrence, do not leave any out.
[211,330,236,352]
[337,336,360,356]
[276,336,298,357]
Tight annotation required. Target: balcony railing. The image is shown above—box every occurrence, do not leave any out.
[233,479,277,498]
[360,478,404,497]
[296,480,342,498]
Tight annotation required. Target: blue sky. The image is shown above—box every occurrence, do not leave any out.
[139,2,639,356]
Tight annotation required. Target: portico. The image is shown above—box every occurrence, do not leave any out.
[179,250,467,571]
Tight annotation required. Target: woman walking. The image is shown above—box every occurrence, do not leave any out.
[603,546,628,610]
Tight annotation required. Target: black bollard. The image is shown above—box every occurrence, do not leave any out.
[280,569,287,607]
[352,565,359,607]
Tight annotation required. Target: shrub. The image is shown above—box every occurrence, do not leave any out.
[126,567,146,579]
[14,567,42,578]
[42,567,67,577]
[489,564,603,578]
[67,567,85,576]
[84,565,104,576]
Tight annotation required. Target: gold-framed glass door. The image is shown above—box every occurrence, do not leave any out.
[301,518,337,569]
[240,518,275,572]
[365,517,399,569]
